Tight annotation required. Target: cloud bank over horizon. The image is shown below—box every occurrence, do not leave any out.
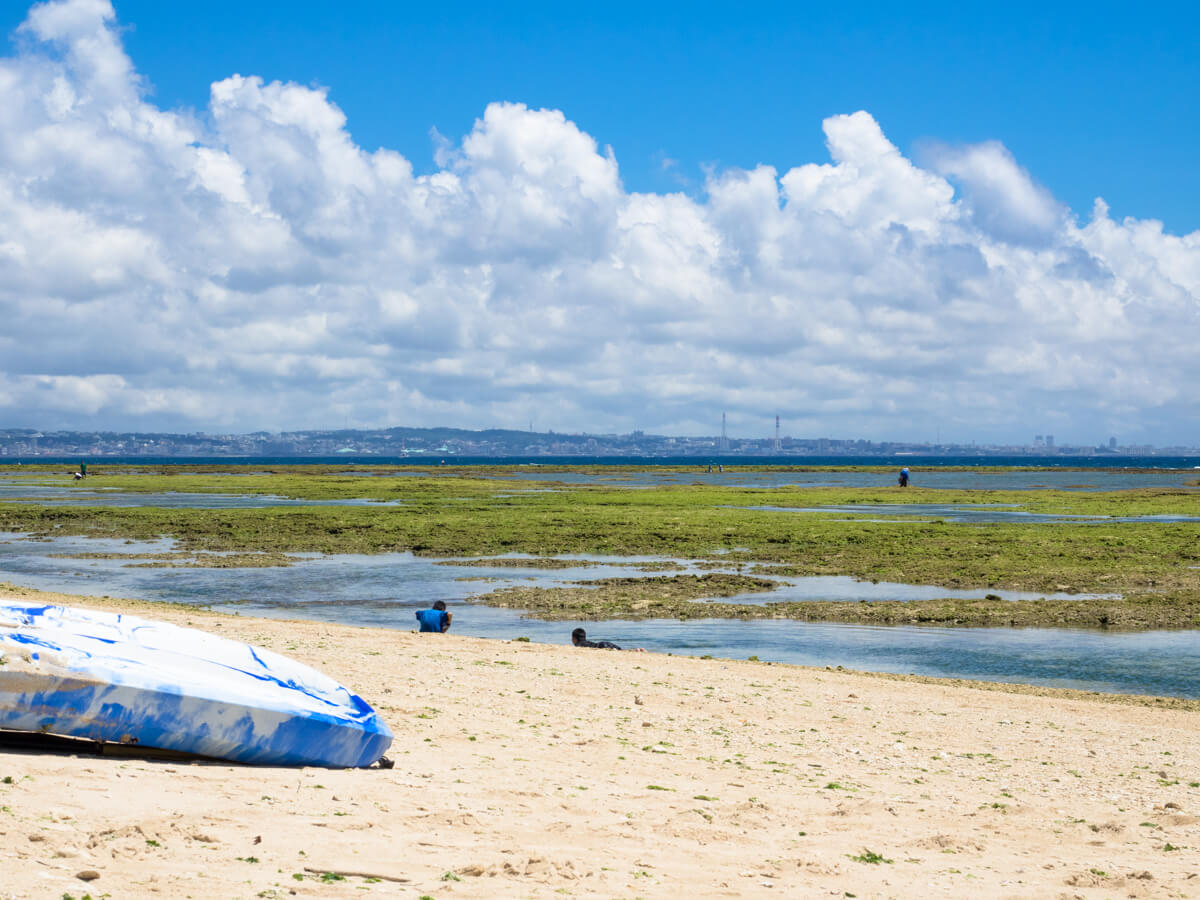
[1,0,1197,446]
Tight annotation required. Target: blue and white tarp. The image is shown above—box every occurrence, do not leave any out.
[0,602,392,767]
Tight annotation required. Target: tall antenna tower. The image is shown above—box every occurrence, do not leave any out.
[721,412,728,452]
[774,415,781,452]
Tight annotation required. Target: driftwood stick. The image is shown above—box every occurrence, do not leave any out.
[303,865,410,883]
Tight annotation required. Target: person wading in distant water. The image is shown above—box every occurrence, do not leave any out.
[898,467,910,487]
[416,600,452,633]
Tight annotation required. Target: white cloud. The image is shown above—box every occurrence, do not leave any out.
[782,111,957,236]
[0,0,1198,445]
[927,139,1064,246]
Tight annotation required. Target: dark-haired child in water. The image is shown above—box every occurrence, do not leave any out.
[571,627,644,651]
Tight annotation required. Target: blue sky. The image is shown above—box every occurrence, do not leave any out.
[0,0,1198,445]
[9,0,1197,232]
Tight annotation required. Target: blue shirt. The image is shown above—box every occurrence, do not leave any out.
[416,608,448,632]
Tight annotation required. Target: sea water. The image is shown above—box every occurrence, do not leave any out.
[2,533,1198,699]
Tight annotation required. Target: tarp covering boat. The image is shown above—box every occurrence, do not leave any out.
[0,602,392,768]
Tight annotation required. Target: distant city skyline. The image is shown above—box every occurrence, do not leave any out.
[2,425,1195,460]
[1,2,1197,447]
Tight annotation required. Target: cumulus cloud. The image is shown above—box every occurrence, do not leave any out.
[1,0,1198,445]
[927,139,1065,246]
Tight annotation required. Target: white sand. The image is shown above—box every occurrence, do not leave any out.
[2,587,1198,899]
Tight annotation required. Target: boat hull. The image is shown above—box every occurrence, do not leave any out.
[0,603,392,768]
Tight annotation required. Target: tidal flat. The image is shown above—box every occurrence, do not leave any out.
[1,463,1197,629]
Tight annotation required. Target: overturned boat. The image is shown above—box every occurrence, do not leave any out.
[0,602,392,768]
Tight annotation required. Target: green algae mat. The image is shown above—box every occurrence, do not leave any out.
[2,464,1197,629]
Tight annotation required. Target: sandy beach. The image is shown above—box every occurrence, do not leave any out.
[2,587,1199,899]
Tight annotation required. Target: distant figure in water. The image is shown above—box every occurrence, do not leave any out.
[718,464,723,473]
[416,599,452,633]
[898,467,910,487]
[571,627,643,651]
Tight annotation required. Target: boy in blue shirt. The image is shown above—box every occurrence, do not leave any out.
[416,600,452,633]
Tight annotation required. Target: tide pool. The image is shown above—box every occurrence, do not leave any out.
[2,533,1197,699]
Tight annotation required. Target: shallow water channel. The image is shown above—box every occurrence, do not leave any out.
[498,468,1200,491]
[4,465,1200,508]
[0,481,399,508]
[3,533,1198,699]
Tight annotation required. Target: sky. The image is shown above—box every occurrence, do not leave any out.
[0,0,1198,446]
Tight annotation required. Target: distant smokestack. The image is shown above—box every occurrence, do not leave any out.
[774,415,780,452]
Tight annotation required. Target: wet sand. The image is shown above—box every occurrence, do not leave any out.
[2,586,1199,899]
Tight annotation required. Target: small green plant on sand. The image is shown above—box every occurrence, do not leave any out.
[848,849,892,864]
